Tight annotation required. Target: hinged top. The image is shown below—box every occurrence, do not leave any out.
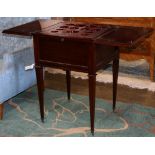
[94,26,153,47]
[2,19,61,36]
[2,19,154,47]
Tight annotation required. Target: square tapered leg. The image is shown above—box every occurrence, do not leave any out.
[112,50,119,111]
[66,70,71,100]
[35,66,44,122]
[0,104,4,120]
[88,74,96,135]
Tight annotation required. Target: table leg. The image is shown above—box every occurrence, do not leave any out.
[66,70,71,100]
[88,74,96,135]
[35,66,44,122]
[112,56,119,112]
[0,104,4,120]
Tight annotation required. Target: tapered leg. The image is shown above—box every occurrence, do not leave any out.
[112,57,119,112]
[0,104,4,120]
[149,56,155,82]
[66,70,71,100]
[88,74,96,135]
[35,66,44,122]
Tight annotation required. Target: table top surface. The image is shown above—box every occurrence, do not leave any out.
[3,19,154,47]
[2,19,60,36]
[37,21,112,40]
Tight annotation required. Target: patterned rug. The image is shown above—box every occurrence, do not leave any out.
[0,86,155,137]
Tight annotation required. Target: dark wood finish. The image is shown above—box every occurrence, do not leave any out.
[2,19,61,37]
[3,19,153,135]
[33,21,121,135]
[33,34,45,122]
[88,74,96,135]
[0,104,4,120]
[71,17,155,81]
[35,66,44,122]
[112,48,120,111]
[95,26,153,47]
[66,70,71,100]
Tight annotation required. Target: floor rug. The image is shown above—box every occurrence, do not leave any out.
[0,87,155,137]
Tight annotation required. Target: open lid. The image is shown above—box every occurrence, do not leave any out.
[2,19,61,37]
[94,25,154,47]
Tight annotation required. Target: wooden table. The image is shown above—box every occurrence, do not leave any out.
[3,19,153,135]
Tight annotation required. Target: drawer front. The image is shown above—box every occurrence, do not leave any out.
[38,36,89,67]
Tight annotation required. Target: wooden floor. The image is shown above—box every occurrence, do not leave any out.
[45,72,155,108]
